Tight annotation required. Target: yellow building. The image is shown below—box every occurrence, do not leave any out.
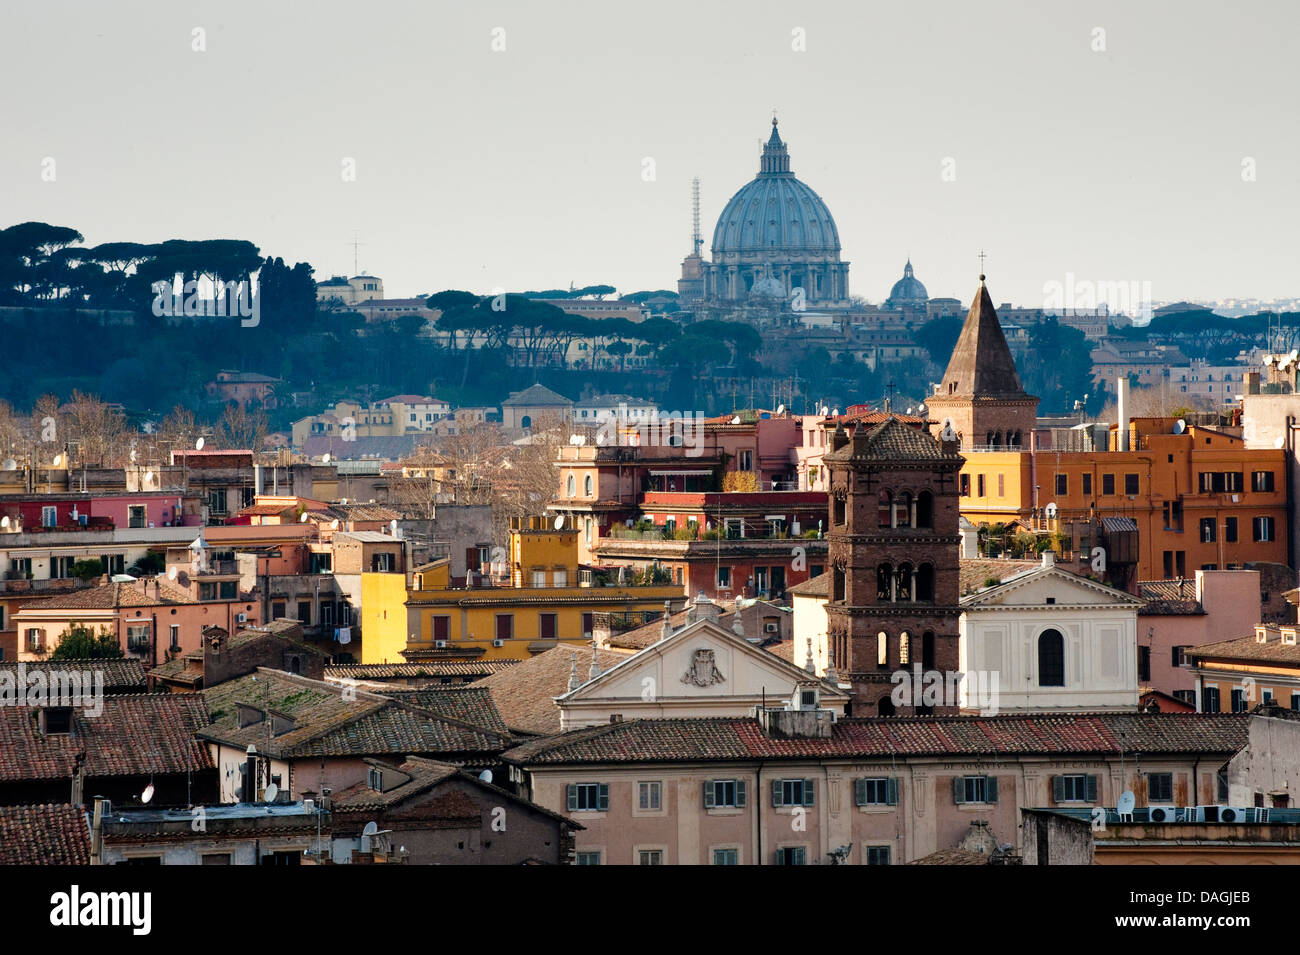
[360,517,685,663]
[1186,625,1300,713]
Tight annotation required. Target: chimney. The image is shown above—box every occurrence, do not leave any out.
[244,744,258,803]
[1116,377,1130,451]
[90,797,107,866]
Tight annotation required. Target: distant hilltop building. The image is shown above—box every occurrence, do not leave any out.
[316,274,384,306]
[680,118,849,306]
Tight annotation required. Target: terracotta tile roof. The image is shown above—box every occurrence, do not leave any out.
[504,713,1248,765]
[788,572,828,597]
[327,502,400,522]
[0,693,212,782]
[474,646,627,735]
[0,804,90,864]
[326,661,517,680]
[332,756,581,829]
[331,757,461,811]
[1138,578,1206,616]
[823,416,963,464]
[907,848,991,865]
[379,687,509,733]
[502,384,573,407]
[1185,633,1300,665]
[0,659,147,693]
[959,559,1040,595]
[20,578,196,611]
[766,640,797,663]
[199,670,513,759]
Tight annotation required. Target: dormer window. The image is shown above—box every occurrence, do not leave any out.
[368,767,383,792]
[237,703,265,728]
[40,707,73,735]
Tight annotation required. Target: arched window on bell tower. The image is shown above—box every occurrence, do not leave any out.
[917,490,933,528]
[877,563,893,602]
[895,562,914,602]
[876,631,888,668]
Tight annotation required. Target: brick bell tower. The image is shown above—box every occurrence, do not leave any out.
[822,417,965,716]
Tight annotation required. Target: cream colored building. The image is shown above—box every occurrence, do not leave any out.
[959,552,1144,713]
[556,611,848,730]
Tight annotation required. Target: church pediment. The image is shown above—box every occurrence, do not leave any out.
[562,619,848,703]
[962,566,1144,610]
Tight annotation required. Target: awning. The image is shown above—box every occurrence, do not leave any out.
[648,469,712,476]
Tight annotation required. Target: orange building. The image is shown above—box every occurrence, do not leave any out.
[926,280,1288,586]
[958,417,1288,586]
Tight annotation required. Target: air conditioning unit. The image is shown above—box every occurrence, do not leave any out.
[1148,806,1178,823]
[434,640,447,649]
[492,639,505,647]
[236,613,247,623]
[765,623,779,633]
[1216,806,1257,823]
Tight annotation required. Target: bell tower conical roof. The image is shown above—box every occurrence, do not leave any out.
[938,278,1029,399]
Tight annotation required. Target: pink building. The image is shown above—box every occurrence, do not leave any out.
[1138,570,1264,706]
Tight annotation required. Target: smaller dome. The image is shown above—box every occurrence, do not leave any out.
[887,260,929,306]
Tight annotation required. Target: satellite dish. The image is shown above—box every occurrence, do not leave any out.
[553,515,564,530]
[360,820,379,853]
[1275,436,1286,449]
[731,416,741,425]
[478,769,493,784]
[0,516,8,529]
[820,405,829,415]
[331,519,339,530]
[0,459,13,471]
[167,567,178,581]
[322,453,331,464]
[906,407,914,414]
[1264,355,1275,366]
[51,454,63,467]
[299,512,309,522]
[141,783,155,804]
[390,518,398,535]
[1117,790,1136,815]
[917,403,925,413]
[262,782,279,804]
[777,404,785,415]
[144,470,155,483]
[1173,419,1187,434]
[195,437,204,450]
[1045,502,1058,518]
[129,448,137,463]
[831,408,839,416]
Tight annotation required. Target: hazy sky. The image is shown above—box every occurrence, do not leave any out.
[2,0,1297,308]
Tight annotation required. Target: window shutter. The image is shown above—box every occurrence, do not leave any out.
[736,780,746,807]
[953,777,966,804]
[803,779,815,807]
[987,776,999,804]
[1086,775,1099,803]
[566,784,577,812]
[703,781,715,808]
[1051,775,1065,803]
[854,778,867,807]
[597,783,609,811]
[886,777,899,806]
[771,779,783,807]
